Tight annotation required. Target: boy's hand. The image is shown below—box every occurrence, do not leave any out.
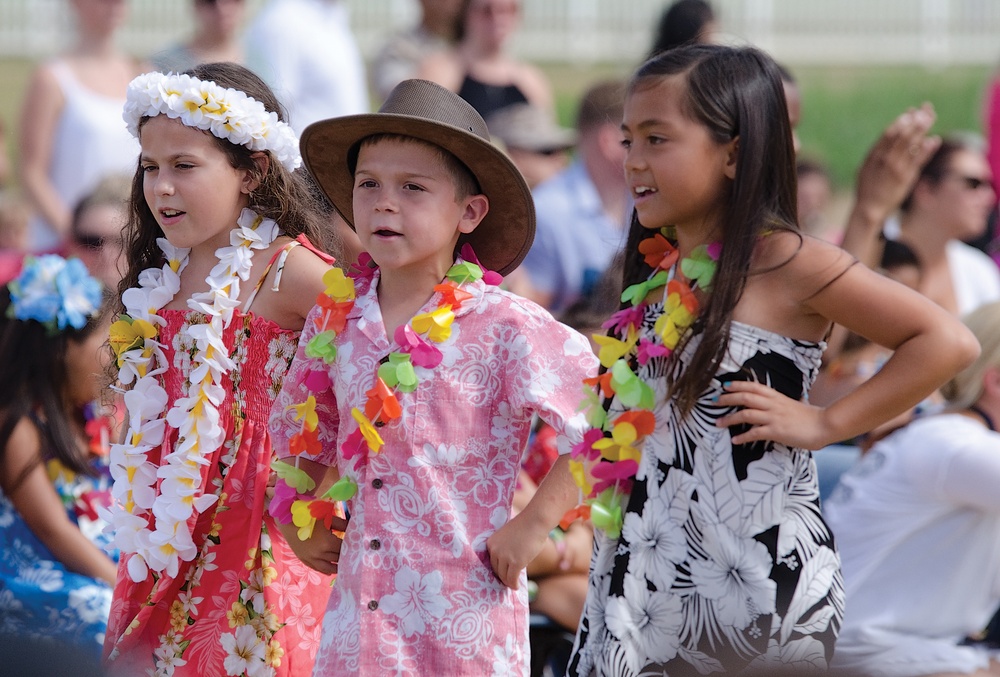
[716,380,836,451]
[276,515,348,576]
[486,515,549,589]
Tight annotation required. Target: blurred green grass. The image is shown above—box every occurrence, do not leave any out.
[544,62,995,191]
[1,58,994,192]
[792,64,993,189]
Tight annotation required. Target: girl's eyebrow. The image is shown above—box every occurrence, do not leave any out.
[622,118,669,132]
[139,152,198,163]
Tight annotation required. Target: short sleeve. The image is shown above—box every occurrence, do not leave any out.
[505,303,598,455]
[268,303,340,466]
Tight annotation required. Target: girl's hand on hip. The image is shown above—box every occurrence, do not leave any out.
[715,380,835,451]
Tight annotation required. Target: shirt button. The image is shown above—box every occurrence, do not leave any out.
[368,599,378,611]
[370,539,381,550]
[371,478,383,489]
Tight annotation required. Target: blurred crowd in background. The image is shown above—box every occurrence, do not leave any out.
[2,1,1000,676]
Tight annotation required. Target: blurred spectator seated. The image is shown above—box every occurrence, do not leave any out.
[149,0,247,72]
[417,0,554,121]
[797,157,838,242]
[0,193,29,285]
[370,0,463,102]
[243,0,369,132]
[825,301,1000,677]
[65,175,130,291]
[487,102,576,189]
[518,81,629,314]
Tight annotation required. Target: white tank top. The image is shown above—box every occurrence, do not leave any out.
[27,60,139,252]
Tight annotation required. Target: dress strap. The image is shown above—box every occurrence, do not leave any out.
[242,235,335,312]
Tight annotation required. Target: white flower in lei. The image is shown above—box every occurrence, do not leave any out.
[106,209,280,583]
[123,71,301,172]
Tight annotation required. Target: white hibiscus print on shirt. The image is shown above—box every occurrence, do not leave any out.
[689,521,777,630]
[622,505,686,592]
[379,566,452,637]
[604,574,682,671]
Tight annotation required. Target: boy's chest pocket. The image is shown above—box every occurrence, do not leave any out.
[409,385,493,449]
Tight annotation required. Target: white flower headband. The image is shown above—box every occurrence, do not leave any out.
[123,71,302,172]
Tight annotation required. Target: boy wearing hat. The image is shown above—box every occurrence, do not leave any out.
[269,79,597,675]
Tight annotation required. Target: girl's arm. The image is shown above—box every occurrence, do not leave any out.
[1,418,117,585]
[720,238,979,450]
[487,454,580,589]
[18,64,71,236]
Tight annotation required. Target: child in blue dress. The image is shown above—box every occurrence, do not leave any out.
[0,254,116,661]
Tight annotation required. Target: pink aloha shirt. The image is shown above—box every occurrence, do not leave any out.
[269,266,598,676]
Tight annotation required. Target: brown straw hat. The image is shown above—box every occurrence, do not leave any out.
[300,79,535,276]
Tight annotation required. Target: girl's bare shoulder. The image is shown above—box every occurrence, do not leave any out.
[753,230,856,301]
[272,243,333,316]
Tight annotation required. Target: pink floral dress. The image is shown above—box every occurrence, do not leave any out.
[270,268,598,676]
[104,310,333,677]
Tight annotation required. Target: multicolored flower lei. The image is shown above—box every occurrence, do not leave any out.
[104,209,279,582]
[569,229,721,538]
[270,246,500,540]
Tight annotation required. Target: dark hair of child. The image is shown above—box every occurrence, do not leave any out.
[618,44,800,416]
[0,290,107,491]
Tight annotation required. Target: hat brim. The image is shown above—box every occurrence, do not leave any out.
[301,113,535,277]
[505,129,578,154]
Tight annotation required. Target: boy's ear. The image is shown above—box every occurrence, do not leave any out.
[724,137,739,180]
[242,152,271,195]
[458,194,489,234]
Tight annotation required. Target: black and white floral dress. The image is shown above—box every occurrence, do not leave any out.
[568,312,844,677]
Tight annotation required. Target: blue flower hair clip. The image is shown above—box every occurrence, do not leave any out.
[7,255,103,334]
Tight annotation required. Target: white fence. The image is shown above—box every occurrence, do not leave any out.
[1,0,1000,66]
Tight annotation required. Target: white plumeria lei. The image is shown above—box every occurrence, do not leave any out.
[123,71,301,172]
[105,209,280,583]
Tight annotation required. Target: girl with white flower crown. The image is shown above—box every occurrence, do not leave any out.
[0,254,116,666]
[566,44,980,676]
[102,62,338,677]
